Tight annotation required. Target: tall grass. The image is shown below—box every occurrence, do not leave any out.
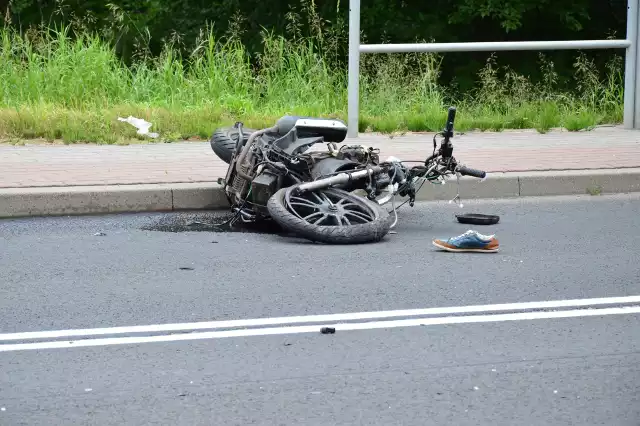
[0,19,625,143]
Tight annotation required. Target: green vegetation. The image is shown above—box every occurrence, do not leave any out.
[586,185,603,196]
[0,2,626,143]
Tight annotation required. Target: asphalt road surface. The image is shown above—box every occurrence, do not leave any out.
[1,194,639,426]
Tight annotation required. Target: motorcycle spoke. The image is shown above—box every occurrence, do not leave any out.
[344,210,374,223]
[304,211,329,225]
[310,192,325,204]
[313,214,330,225]
[338,201,360,209]
[289,202,317,209]
[303,211,323,221]
[320,192,334,204]
[289,197,318,208]
[337,197,355,206]
[340,215,351,226]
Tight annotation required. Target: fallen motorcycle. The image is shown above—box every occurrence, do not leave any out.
[209,107,487,244]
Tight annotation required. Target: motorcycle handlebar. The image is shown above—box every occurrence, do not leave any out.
[457,166,486,179]
[444,107,456,138]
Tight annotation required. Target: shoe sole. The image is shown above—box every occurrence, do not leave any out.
[432,241,499,253]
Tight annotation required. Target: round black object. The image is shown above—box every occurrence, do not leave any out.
[455,213,500,225]
[210,126,257,164]
[267,186,391,244]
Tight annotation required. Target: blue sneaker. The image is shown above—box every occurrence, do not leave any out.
[432,230,499,253]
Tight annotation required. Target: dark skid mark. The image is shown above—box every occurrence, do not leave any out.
[141,211,284,235]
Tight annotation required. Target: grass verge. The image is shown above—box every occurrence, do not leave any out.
[0,26,625,144]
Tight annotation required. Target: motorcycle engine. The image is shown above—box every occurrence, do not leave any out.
[224,144,281,215]
[250,170,280,207]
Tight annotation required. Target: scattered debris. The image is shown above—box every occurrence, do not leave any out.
[456,213,500,225]
[491,368,497,372]
[473,386,479,391]
[211,241,219,244]
[84,388,92,392]
[94,232,106,236]
[117,116,159,138]
[320,327,336,334]
[553,390,558,394]
[186,221,207,226]
[179,267,194,271]
[284,343,293,346]
[1,407,5,412]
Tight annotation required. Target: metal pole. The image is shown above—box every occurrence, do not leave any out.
[625,0,639,128]
[347,0,361,138]
[361,39,630,54]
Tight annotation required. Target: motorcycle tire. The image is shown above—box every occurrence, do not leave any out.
[210,126,257,164]
[266,187,392,244]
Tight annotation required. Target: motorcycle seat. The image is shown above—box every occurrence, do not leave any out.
[274,115,348,143]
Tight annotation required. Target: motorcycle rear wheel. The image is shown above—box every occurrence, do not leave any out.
[210,126,257,164]
[267,186,391,244]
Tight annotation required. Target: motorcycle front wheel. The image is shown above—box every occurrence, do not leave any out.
[266,186,391,244]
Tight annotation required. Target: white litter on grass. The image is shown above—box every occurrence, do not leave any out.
[85,388,92,392]
[117,116,159,138]
[553,390,558,394]
[473,386,479,390]
[1,407,5,412]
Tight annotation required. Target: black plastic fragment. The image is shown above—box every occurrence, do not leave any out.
[455,213,500,225]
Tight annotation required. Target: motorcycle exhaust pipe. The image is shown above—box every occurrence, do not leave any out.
[296,166,383,192]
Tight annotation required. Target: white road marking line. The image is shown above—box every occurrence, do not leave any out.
[1,294,640,342]
[1,305,639,353]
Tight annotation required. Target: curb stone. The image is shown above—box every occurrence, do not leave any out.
[1,169,640,218]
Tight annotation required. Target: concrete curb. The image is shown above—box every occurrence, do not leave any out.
[2,169,640,218]
[416,168,640,201]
